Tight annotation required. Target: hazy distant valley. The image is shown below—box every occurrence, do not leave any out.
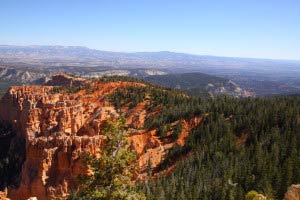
[0,45,300,97]
[0,65,253,98]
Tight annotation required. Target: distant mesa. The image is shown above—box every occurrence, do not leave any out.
[44,74,87,87]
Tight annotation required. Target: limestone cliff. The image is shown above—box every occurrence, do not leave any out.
[0,75,201,200]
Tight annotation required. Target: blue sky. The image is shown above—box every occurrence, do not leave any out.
[0,0,299,60]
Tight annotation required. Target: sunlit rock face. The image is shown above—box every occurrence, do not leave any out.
[285,184,300,200]
[0,75,201,200]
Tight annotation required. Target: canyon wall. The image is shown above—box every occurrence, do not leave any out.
[0,76,201,200]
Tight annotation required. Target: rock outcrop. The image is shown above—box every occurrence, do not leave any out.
[285,184,300,200]
[0,75,202,200]
[0,188,9,200]
[44,74,87,87]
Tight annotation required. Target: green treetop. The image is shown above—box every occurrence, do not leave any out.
[69,117,146,200]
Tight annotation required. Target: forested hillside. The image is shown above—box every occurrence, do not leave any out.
[145,73,226,89]
[139,96,300,200]
[144,73,254,97]
[0,80,21,97]
[107,77,300,199]
[0,75,299,199]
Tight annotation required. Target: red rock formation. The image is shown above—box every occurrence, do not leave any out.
[285,184,300,200]
[44,74,87,87]
[0,77,202,200]
[0,188,9,200]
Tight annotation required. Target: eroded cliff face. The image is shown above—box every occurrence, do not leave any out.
[285,185,300,200]
[0,75,201,200]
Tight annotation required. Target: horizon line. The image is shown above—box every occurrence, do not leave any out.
[0,43,299,62]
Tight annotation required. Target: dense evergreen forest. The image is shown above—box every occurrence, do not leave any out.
[144,72,227,97]
[106,76,300,199]
[138,96,300,200]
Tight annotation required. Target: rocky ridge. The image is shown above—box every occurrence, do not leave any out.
[0,75,201,200]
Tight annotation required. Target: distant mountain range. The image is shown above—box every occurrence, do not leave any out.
[0,45,300,96]
[0,45,299,70]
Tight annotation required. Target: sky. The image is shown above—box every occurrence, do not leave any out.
[0,0,299,60]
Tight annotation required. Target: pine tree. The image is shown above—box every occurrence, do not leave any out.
[69,117,146,200]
